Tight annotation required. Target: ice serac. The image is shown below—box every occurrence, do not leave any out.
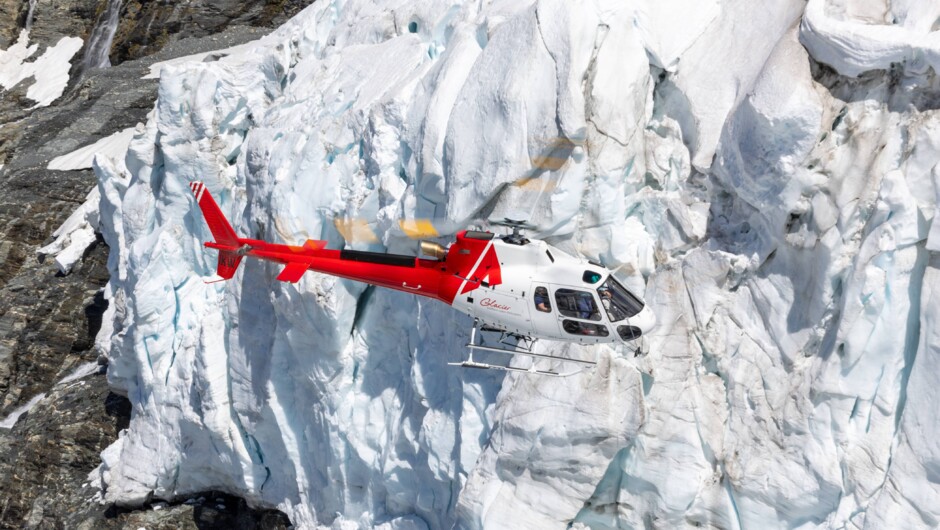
[866,259,940,528]
[88,0,940,528]
[801,0,940,77]
[664,0,805,171]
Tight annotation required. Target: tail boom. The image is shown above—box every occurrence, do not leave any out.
[190,181,334,282]
[188,181,457,298]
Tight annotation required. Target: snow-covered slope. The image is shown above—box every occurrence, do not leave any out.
[87,0,940,528]
[0,30,84,107]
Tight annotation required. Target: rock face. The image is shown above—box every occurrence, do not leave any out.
[0,1,312,528]
[0,0,98,49]
[109,0,314,64]
[0,365,127,527]
[85,1,940,529]
[0,0,313,69]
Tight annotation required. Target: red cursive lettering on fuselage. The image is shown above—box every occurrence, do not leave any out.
[480,298,511,311]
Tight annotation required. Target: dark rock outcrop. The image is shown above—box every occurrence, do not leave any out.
[0,0,99,50]
[0,1,314,527]
[0,0,311,68]
[109,0,312,64]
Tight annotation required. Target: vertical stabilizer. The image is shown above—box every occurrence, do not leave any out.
[215,250,243,280]
[189,181,239,247]
[189,181,243,279]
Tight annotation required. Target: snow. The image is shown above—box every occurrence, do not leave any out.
[0,31,35,88]
[143,42,259,80]
[0,30,84,107]
[48,128,137,171]
[82,0,940,528]
[0,393,45,430]
[57,361,102,386]
[41,128,138,274]
[37,186,100,275]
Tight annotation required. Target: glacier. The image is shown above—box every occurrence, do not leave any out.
[74,0,940,528]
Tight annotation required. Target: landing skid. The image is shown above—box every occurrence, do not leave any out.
[448,319,596,377]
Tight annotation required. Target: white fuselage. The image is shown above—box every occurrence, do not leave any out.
[449,238,656,344]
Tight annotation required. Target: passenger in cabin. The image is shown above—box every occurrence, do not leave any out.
[597,283,633,322]
[576,292,598,320]
[599,287,613,311]
[534,287,551,312]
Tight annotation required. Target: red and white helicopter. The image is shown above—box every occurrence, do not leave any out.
[189,181,656,376]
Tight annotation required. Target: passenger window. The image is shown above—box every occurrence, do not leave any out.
[562,320,610,337]
[533,286,552,313]
[554,288,601,321]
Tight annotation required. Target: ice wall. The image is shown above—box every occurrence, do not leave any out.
[90,0,940,528]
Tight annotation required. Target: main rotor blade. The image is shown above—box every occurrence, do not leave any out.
[333,218,379,244]
[398,219,439,239]
[332,171,561,244]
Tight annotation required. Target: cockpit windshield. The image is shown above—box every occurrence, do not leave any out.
[596,277,644,322]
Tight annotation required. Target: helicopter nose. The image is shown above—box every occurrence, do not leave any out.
[633,305,657,335]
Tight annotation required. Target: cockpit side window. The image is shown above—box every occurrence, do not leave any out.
[597,277,644,322]
[554,288,601,321]
[534,286,552,313]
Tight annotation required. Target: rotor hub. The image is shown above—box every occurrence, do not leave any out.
[491,218,535,246]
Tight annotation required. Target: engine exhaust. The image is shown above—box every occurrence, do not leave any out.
[420,241,447,260]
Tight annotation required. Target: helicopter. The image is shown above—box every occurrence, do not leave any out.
[189,181,657,376]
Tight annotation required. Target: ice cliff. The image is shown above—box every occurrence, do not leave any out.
[82,0,940,528]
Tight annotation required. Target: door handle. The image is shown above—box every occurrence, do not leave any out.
[402,282,422,290]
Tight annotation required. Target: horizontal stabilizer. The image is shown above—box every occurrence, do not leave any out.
[304,240,327,252]
[277,261,310,283]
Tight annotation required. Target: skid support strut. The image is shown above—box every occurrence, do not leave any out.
[448,319,596,377]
